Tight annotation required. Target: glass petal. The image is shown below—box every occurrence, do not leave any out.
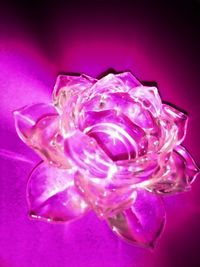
[129,86,162,117]
[14,103,69,167]
[79,71,140,113]
[77,72,139,118]
[107,189,166,248]
[13,103,58,144]
[53,74,96,133]
[174,146,199,183]
[159,104,188,152]
[143,146,199,194]
[64,130,113,178]
[31,116,70,167]
[115,153,159,185]
[79,91,135,115]
[115,71,141,90]
[88,73,126,98]
[27,162,89,222]
[53,74,96,112]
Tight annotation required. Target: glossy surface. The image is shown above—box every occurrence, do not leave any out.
[107,189,166,248]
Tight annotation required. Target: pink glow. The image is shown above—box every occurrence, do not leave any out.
[1,2,200,267]
[14,72,199,248]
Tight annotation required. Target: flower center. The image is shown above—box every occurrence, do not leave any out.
[83,109,148,161]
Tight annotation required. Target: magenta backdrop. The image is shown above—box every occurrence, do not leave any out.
[0,1,200,267]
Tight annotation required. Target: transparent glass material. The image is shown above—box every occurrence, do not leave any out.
[14,72,199,247]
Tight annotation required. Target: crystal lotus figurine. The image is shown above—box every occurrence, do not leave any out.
[14,71,199,248]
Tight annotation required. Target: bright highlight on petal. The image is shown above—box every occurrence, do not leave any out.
[27,162,89,222]
[14,71,199,247]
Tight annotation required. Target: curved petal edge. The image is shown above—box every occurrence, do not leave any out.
[107,189,166,248]
[27,162,89,222]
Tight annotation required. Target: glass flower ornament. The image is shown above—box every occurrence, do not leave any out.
[14,72,199,248]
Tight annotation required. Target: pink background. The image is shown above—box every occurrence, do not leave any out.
[0,1,200,267]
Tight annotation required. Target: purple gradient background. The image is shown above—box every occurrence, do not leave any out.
[0,1,200,267]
